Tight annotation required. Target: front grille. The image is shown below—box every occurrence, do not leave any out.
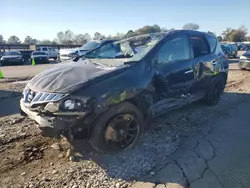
[24,88,66,105]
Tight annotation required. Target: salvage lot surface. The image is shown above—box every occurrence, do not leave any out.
[0,60,58,79]
[0,60,250,188]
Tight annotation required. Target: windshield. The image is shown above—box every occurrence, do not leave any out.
[80,41,100,51]
[84,34,165,62]
[4,51,20,56]
[33,52,46,55]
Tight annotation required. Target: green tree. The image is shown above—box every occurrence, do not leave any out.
[135,24,161,35]
[126,30,135,37]
[183,23,200,31]
[207,31,216,37]
[113,32,125,39]
[8,35,21,44]
[222,26,247,42]
[83,33,91,41]
[0,35,5,43]
[217,36,223,42]
[73,34,87,45]
[24,36,37,44]
[56,30,74,44]
[93,32,105,40]
[38,39,52,45]
[222,28,233,41]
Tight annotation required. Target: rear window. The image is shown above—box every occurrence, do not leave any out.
[190,37,209,58]
[206,35,217,53]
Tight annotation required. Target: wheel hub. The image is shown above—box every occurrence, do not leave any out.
[104,114,139,150]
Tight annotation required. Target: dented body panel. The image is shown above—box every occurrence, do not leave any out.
[20,30,228,138]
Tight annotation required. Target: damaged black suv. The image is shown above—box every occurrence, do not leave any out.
[20,30,229,153]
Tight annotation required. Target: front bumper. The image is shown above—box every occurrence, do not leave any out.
[33,57,49,63]
[239,60,250,69]
[1,59,22,64]
[20,99,80,137]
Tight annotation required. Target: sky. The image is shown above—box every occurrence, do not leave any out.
[1,0,250,41]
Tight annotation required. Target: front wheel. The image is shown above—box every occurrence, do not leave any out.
[90,102,144,154]
[203,75,226,106]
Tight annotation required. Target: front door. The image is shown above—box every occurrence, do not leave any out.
[154,34,195,97]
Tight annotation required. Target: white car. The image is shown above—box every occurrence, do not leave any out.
[58,39,118,62]
[37,47,59,60]
[58,48,79,61]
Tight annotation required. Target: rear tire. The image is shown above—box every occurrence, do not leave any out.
[203,75,226,106]
[89,102,144,154]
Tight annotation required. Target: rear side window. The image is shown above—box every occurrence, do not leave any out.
[206,35,217,53]
[189,37,209,58]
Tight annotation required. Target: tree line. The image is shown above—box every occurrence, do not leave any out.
[0,23,249,45]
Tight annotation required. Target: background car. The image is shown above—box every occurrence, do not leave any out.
[37,47,58,60]
[221,44,231,58]
[239,50,250,70]
[221,43,238,58]
[0,51,24,66]
[19,50,33,62]
[31,51,49,64]
[58,39,118,62]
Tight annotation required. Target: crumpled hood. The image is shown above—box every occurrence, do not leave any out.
[27,59,128,93]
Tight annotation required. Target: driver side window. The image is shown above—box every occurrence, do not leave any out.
[157,35,190,66]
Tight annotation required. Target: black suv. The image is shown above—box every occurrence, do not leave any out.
[20,30,229,153]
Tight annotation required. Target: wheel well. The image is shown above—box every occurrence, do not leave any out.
[126,94,153,119]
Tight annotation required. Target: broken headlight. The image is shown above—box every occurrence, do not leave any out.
[61,99,85,111]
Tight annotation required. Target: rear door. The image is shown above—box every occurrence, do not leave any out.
[188,33,217,93]
[154,34,195,97]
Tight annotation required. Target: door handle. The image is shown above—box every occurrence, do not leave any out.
[185,70,193,74]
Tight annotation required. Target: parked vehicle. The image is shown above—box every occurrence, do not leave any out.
[0,51,24,66]
[58,39,117,62]
[20,30,228,153]
[239,50,250,70]
[221,43,238,58]
[37,47,58,60]
[221,45,231,58]
[31,51,49,64]
[58,47,79,62]
[19,50,33,62]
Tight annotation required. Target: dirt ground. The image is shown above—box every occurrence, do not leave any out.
[0,66,249,188]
